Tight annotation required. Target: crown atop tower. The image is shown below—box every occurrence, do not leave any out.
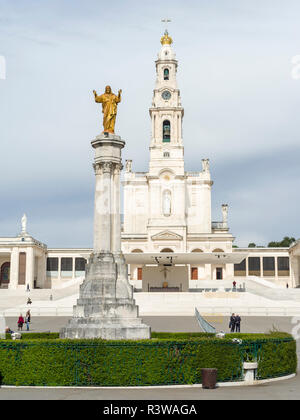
[160,30,173,46]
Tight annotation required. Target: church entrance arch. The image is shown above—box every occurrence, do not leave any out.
[0,262,10,287]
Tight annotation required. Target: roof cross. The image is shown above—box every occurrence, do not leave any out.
[161,18,171,33]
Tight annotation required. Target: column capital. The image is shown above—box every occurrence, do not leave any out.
[93,161,114,175]
[113,162,123,175]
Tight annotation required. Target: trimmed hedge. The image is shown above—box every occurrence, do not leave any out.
[12,331,292,341]
[0,332,296,386]
[256,339,297,379]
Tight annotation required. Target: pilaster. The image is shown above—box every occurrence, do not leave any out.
[25,247,35,289]
[9,247,19,289]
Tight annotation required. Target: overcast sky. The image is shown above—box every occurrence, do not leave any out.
[0,0,300,248]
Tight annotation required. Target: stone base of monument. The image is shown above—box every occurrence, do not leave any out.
[60,252,151,340]
[60,320,150,340]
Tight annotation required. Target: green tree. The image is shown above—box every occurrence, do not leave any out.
[248,243,256,248]
[268,237,296,248]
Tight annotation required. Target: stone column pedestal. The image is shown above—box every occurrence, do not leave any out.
[60,133,150,340]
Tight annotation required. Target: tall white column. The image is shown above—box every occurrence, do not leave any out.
[292,257,300,287]
[25,247,35,289]
[58,257,61,281]
[72,257,76,279]
[274,256,278,280]
[9,247,19,290]
[93,162,112,253]
[112,163,122,254]
[226,263,234,279]
[204,263,211,280]
[37,254,46,288]
[260,256,263,277]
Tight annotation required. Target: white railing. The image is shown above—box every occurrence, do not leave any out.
[134,172,147,177]
[212,221,228,229]
[1,306,300,317]
[194,306,300,316]
[186,172,200,177]
[0,307,73,317]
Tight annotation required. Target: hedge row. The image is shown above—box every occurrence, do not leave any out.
[0,333,296,386]
[12,331,292,341]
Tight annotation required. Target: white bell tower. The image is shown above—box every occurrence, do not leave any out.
[149,30,184,176]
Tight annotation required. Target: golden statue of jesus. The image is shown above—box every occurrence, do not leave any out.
[93,86,122,134]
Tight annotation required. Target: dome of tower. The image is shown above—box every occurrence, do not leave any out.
[160,30,173,45]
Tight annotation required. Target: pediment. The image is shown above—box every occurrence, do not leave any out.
[151,230,183,241]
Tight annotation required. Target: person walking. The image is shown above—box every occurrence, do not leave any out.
[25,314,30,331]
[17,314,24,331]
[229,313,236,332]
[235,314,241,332]
[25,310,31,331]
[26,309,31,323]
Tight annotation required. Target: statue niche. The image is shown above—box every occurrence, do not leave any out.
[163,190,172,216]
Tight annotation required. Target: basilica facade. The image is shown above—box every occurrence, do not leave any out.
[122,30,238,291]
[0,31,298,291]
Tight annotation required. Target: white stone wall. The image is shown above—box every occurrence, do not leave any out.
[123,174,148,234]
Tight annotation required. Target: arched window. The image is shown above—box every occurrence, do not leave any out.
[164,68,169,80]
[0,262,10,285]
[131,249,143,253]
[163,120,171,142]
[213,248,224,253]
[192,248,203,253]
[161,248,174,253]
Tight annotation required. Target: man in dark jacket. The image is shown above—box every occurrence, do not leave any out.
[235,315,241,332]
[229,313,236,332]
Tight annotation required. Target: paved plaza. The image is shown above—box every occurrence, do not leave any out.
[0,315,299,400]
[4,315,298,335]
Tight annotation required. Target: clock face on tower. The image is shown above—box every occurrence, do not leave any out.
[162,90,171,100]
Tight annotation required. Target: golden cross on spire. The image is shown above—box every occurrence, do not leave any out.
[161,18,173,45]
[161,18,171,33]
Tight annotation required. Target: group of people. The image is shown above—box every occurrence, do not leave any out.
[17,310,31,331]
[229,313,241,332]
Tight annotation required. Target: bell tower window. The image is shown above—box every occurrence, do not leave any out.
[164,68,169,80]
[163,120,171,142]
